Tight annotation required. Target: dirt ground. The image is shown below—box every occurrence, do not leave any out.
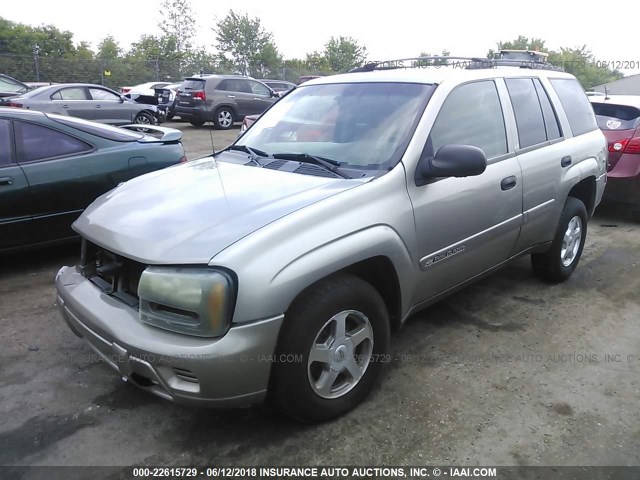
[1,122,639,471]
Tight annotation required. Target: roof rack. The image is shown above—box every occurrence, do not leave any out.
[348,55,563,73]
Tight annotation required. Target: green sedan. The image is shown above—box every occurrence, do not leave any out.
[0,109,187,252]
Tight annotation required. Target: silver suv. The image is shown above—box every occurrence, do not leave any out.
[175,75,279,129]
[56,58,607,422]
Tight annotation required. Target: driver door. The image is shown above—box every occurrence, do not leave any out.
[407,80,523,304]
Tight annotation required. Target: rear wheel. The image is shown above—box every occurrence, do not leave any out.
[270,274,390,423]
[531,197,587,282]
[214,107,234,130]
[133,112,155,132]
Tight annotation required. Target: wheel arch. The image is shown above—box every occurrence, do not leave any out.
[567,176,596,217]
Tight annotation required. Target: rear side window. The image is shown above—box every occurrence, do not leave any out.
[591,103,640,130]
[506,78,547,149]
[0,119,11,166]
[15,121,92,162]
[430,80,507,159]
[533,79,562,140]
[51,87,88,101]
[550,79,598,136]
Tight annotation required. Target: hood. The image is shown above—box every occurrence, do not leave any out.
[73,157,364,264]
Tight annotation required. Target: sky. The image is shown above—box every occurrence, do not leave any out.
[5,0,640,76]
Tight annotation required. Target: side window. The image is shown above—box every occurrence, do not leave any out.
[53,87,88,101]
[250,81,271,96]
[533,79,561,140]
[0,119,11,166]
[15,121,92,163]
[550,78,598,137]
[217,80,232,92]
[505,78,547,149]
[235,80,253,93]
[429,81,507,159]
[89,88,120,101]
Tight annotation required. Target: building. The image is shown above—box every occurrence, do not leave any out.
[592,74,640,95]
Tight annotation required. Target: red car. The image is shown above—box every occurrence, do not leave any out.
[590,95,640,214]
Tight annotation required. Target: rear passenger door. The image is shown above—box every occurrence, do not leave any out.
[408,80,523,303]
[218,79,254,117]
[0,118,34,250]
[50,87,94,120]
[505,77,571,251]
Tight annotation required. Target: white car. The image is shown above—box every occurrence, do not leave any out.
[121,82,171,97]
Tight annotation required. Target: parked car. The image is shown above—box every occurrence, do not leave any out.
[0,73,30,98]
[258,79,296,96]
[175,75,278,129]
[0,109,186,252]
[154,82,182,121]
[238,114,259,136]
[56,58,606,422]
[2,83,162,126]
[298,75,323,84]
[121,82,171,96]
[589,95,640,213]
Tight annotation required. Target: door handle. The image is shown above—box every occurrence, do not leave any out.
[96,105,102,108]
[561,156,572,167]
[62,104,69,108]
[227,95,236,98]
[500,176,517,191]
[252,97,260,100]
[0,176,13,186]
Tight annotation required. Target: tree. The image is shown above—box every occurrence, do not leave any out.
[548,46,623,89]
[214,10,281,76]
[487,36,546,59]
[158,0,196,54]
[323,36,367,72]
[97,36,121,60]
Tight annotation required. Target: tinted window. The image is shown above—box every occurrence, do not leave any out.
[89,88,120,101]
[550,78,598,136]
[15,121,92,162]
[505,78,547,148]
[591,103,640,130]
[430,81,507,159]
[533,79,562,140]
[0,119,11,166]
[52,87,88,101]
[181,79,205,91]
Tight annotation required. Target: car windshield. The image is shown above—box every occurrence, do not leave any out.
[235,82,434,171]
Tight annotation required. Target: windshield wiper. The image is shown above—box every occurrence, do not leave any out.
[272,153,350,179]
[220,145,269,166]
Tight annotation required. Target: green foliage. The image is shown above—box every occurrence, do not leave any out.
[214,10,281,77]
[323,36,367,73]
[548,46,623,89]
[159,0,196,53]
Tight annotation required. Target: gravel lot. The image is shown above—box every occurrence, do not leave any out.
[1,122,639,471]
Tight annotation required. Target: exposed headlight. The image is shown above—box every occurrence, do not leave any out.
[138,267,235,337]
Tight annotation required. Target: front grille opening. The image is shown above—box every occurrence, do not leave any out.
[173,367,199,384]
[79,239,146,306]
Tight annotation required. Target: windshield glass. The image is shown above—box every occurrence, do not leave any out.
[235,82,434,170]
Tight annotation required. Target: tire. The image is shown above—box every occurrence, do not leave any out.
[270,274,390,423]
[190,120,206,127]
[134,111,155,125]
[213,107,234,130]
[531,197,588,283]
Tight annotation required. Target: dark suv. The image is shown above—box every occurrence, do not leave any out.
[175,75,278,129]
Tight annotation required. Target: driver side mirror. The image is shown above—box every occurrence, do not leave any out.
[417,144,487,185]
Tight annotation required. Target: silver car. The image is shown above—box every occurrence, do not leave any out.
[56,58,607,422]
[2,83,160,126]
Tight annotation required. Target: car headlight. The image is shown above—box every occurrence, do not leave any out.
[138,267,235,337]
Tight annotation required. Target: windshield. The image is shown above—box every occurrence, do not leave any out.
[235,82,434,171]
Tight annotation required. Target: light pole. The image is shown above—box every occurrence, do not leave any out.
[33,44,40,82]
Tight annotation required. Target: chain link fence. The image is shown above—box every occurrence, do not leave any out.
[1,54,328,89]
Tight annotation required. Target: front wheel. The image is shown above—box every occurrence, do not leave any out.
[270,274,390,422]
[189,119,205,127]
[531,197,588,282]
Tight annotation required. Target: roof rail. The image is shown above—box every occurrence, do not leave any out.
[348,55,563,73]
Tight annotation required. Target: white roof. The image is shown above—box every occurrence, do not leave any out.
[303,66,574,87]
